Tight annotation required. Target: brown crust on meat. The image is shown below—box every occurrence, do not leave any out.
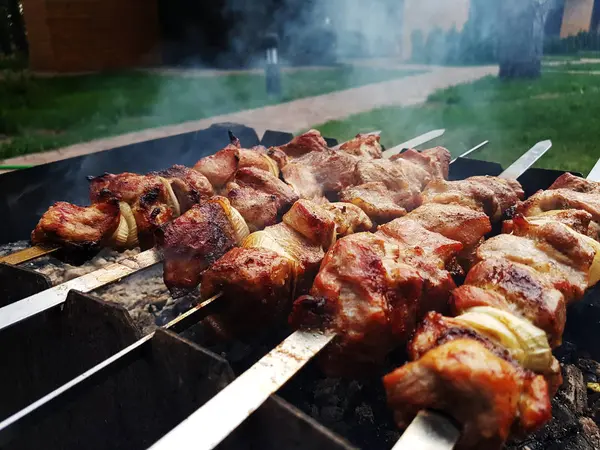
[32,200,120,249]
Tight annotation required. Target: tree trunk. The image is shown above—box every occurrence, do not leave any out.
[0,0,12,54]
[7,0,27,53]
[498,0,548,79]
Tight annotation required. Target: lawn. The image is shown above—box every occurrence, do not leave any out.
[0,66,422,160]
[315,70,600,175]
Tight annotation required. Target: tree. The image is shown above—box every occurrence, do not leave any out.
[498,0,553,79]
[7,0,27,54]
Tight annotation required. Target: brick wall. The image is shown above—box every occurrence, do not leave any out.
[22,0,161,72]
[561,0,595,37]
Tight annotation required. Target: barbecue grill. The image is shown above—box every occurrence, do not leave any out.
[0,124,598,450]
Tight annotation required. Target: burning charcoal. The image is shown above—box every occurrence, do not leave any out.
[557,365,588,415]
[354,403,374,425]
[555,340,580,365]
[321,406,344,422]
[580,417,600,448]
[579,358,600,384]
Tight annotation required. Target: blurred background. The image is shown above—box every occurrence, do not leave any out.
[1,0,600,173]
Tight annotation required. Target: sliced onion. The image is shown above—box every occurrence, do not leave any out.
[462,306,553,372]
[160,177,181,218]
[118,202,138,247]
[261,154,280,178]
[454,311,525,364]
[110,211,130,247]
[213,196,250,244]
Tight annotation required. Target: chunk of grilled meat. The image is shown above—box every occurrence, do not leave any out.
[422,176,524,222]
[156,197,249,298]
[282,148,359,199]
[515,188,600,240]
[282,199,373,250]
[338,133,382,158]
[89,172,166,205]
[225,167,299,232]
[408,311,564,396]
[270,129,329,158]
[290,221,463,375]
[391,147,451,180]
[32,200,120,250]
[319,202,374,235]
[202,222,324,337]
[405,202,492,269]
[88,172,177,247]
[549,172,600,193]
[339,182,408,223]
[193,140,279,189]
[383,339,551,450]
[152,165,214,213]
[502,209,593,236]
[478,216,595,302]
[355,158,430,199]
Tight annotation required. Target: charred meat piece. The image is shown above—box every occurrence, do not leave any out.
[89,171,179,247]
[390,146,451,180]
[225,167,299,232]
[422,176,524,222]
[383,339,551,450]
[338,133,382,158]
[339,182,408,224]
[152,165,214,213]
[32,200,120,250]
[454,259,567,348]
[202,223,323,337]
[201,247,296,338]
[271,129,329,158]
[156,197,249,298]
[89,172,170,206]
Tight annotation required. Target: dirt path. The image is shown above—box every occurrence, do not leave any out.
[1,65,497,168]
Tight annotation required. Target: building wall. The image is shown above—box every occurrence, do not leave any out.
[400,0,470,60]
[22,0,161,72]
[561,0,595,36]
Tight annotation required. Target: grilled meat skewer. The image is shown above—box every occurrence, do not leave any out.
[384,171,600,450]
[148,141,547,450]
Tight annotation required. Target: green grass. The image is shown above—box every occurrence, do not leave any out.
[0,66,422,159]
[315,71,600,175]
[546,62,600,72]
[543,51,600,62]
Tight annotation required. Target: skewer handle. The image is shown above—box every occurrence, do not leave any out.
[0,244,60,265]
[588,158,600,182]
[383,129,446,158]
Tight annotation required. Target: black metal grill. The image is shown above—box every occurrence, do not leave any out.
[0,125,596,450]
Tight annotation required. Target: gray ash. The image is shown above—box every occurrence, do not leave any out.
[1,242,193,335]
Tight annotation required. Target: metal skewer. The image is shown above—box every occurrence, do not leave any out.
[0,130,446,333]
[149,139,552,450]
[384,129,446,157]
[450,140,489,164]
